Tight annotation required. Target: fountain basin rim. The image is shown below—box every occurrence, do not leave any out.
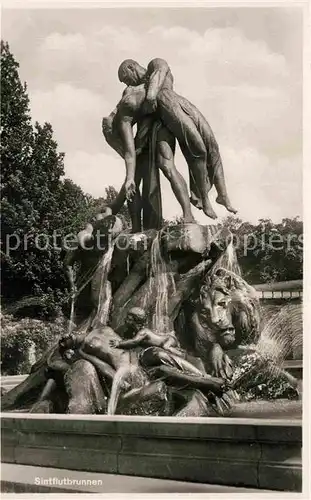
[1,412,301,427]
[1,411,302,492]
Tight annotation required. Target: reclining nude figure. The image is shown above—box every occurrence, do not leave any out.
[36,307,231,415]
[103,58,236,223]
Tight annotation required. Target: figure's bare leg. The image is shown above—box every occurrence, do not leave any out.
[213,157,237,214]
[187,108,236,215]
[178,139,217,220]
[158,95,217,220]
[121,380,167,405]
[156,127,195,224]
[149,365,225,397]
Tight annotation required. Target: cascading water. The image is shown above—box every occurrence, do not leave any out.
[93,243,115,327]
[256,303,302,366]
[213,237,241,276]
[67,290,76,335]
[149,230,176,333]
[230,303,302,395]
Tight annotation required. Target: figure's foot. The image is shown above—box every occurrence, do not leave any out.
[182,214,196,224]
[216,196,237,214]
[203,200,218,220]
[190,196,203,210]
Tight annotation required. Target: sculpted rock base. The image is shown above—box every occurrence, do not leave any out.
[2,223,294,417]
[65,360,107,414]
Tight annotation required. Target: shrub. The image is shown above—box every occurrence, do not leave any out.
[1,313,67,375]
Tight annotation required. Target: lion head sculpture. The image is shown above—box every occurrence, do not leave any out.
[194,267,261,350]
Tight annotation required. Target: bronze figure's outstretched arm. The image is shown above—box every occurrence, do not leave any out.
[112,331,147,350]
[118,120,135,181]
[116,114,137,201]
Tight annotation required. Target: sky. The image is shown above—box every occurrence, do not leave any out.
[1,6,303,224]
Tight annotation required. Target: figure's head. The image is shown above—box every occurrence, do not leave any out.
[118,59,147,86]
[125,307,147,332]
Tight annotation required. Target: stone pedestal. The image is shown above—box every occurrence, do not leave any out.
[162,223,221,254]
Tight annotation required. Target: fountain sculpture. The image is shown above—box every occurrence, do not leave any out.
[1,219,300,417]
[1,58,300,417]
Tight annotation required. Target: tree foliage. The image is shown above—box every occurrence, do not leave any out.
[1,313,65,375]
[1,41,91,317]
[221,216,303,283]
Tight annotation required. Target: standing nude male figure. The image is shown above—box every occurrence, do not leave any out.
[116,58,237,219]
[102,91,195,232]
